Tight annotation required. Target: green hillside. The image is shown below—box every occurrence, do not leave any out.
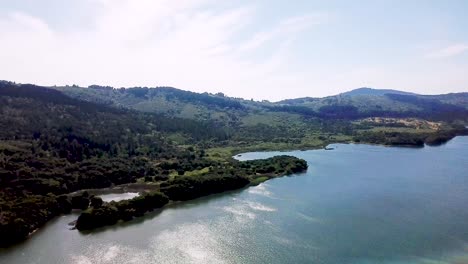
[0,81,308,246]
[54,85,468,121]
[52,84,468,151]
[0,81,467,247]
[340,87,416,96]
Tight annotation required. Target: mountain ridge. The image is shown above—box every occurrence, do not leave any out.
[4,80,463,102]
[57,83,466,102]
[339,87,417,97]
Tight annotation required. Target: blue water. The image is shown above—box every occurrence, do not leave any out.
[1,137,468,263]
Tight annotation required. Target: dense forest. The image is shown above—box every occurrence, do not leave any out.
[0,80,466,247]
[0,82,308,247]
[55,83,468,122]
[76,155,307,230]
[53,82,468,149]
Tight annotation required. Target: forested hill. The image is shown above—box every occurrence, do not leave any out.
[0,81,309,247]
[274,89,468,120]
[53,84,248,127]
[0,81,231,197]
[339,87,416,96]
[0,81,228,143]
[53,83,468,123]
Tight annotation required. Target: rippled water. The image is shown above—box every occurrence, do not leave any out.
[1,137,468,264]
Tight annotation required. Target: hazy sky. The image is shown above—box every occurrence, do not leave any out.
[0,0,467,100]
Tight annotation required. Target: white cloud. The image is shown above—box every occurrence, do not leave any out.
[425,44,468,59]
[0,0,329,100]
[238,13,328,53]
[9,12,52,33]
[0,1,466,100]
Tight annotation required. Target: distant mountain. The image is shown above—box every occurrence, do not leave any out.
[47,83,468,123]
[276,88,416,105]
[52,84,251,127]
[419,92,468,109]
[339,87,416,97]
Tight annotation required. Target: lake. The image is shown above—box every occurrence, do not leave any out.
[1,137,468,264]
[99,192,139,203]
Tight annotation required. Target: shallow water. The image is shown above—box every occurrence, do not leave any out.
[1,137,468,264]
[99,192,139,202]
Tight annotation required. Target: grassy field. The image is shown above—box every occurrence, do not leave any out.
[184,167,210,176]
[205,133,353,160]
[250,176,269,185]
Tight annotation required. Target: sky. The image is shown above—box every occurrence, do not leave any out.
[0,0,467,101]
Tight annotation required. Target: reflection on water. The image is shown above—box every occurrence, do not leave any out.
[99,192,140,202]
[1,137,468,264]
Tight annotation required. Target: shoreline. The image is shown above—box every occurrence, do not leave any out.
[3,134,465,248]
[228,133,468,159]
[231,141,459,163]
[72,156,307,231]
[50,136,467,233]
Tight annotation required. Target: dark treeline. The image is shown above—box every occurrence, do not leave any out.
[266,104,401,119]
[274,94,468,121]
[236,155,308,175]
[266,105,317,116]
[160,174,250,201]
[87,84,245,110]
[385,94,468,121]
[75,191,169,230]
[353,128,468,147]
[75,155,308,230]
[160,155,308,201]
[146,87,245,109]
[232,119,355,145]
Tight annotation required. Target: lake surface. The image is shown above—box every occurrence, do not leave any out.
[1,137,468,264]
[99,192,139,203]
